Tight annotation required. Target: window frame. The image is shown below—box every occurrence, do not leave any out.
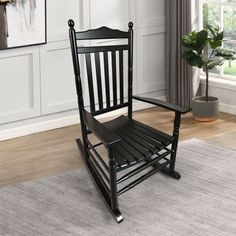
[199,0,236,82]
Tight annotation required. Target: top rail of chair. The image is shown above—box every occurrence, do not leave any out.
[75,26,129,40]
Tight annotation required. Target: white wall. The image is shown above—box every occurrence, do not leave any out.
[201,78,236,115]
[135,0,166,96]
[0,0,166,141]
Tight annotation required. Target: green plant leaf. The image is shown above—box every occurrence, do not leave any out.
[181,24,236,70]
[215,31,224,41]
[207,57,224,70]
[215,48,236,60]
[206,25,215,37]
[182,32,196,49]
[207,24,224,49]
[207,24,220,38]
[181,48,204,68]
[196,30,208,51]
[209,40,223,49]
[181,50,198,59]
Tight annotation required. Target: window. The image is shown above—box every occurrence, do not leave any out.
[199,0,236,80]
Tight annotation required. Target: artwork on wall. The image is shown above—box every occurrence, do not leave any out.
[0,0,46,50]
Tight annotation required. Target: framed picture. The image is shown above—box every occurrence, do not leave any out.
[0,0,46,50]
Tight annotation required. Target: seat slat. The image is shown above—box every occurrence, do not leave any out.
[119,127,157,154]
[113,144,137,166]
[104,114,127,129]
[114,128,152,157]
[85,53,95,112]
[124,125,164,149]
[132,120,173,145]
[113,152,128,168]
[95,52,103,110]
[118,141,145,161]
[106,116,158,154]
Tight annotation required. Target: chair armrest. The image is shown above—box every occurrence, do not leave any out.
[132,95,191,114]
[84,110,121,146]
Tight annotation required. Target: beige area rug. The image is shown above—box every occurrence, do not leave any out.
[0,139,236,236]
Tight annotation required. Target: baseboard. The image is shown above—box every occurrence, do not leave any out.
[219,103,236,115]
[0,115,80,142]
[0,97,165,141]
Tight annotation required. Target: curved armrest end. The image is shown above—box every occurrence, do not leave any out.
[84,110,121,146]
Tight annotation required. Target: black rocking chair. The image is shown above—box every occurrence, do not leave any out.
[68,20,190,223]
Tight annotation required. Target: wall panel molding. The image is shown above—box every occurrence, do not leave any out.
[0,48,41,124]
[138,17,166,29]
[135,0,167,95]
[40,41,77,114]
[136,0,166,28]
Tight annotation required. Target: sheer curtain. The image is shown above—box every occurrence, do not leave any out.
[166,0,198,107]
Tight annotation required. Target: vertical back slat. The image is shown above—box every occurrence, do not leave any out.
[128,24,134,119]
[111,51,117,106]
[85,53,95,112]
[103,51,111,108]
[119,50,124,104]
[95,52,103,110]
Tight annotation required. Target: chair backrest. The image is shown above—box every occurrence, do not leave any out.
[68,20,134,118]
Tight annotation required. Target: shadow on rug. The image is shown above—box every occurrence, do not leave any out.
[0,139,236,236]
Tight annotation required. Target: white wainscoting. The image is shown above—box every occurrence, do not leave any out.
[40,41,77,114]
[136,0,166,29]
[136,26,166,94]
[0,47,41,124]
[136,0,166,95]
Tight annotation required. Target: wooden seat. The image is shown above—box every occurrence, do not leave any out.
[105,115,173,170]
[68,19,190,223]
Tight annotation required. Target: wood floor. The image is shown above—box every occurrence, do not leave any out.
[0,107,235,188]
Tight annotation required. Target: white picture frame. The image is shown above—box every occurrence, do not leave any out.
[0,0,46,50]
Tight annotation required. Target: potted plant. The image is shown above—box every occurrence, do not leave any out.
[181,24,236,121]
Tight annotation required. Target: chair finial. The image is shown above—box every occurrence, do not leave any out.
[128,22,133,29]
[68,19,75,28]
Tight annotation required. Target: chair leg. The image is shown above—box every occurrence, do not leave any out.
[76,138,123,223]
[108,150,119,210]
[160,168,181,179]
[108,149,123,222]
[158,143,181,179]
[160,112,181,180]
